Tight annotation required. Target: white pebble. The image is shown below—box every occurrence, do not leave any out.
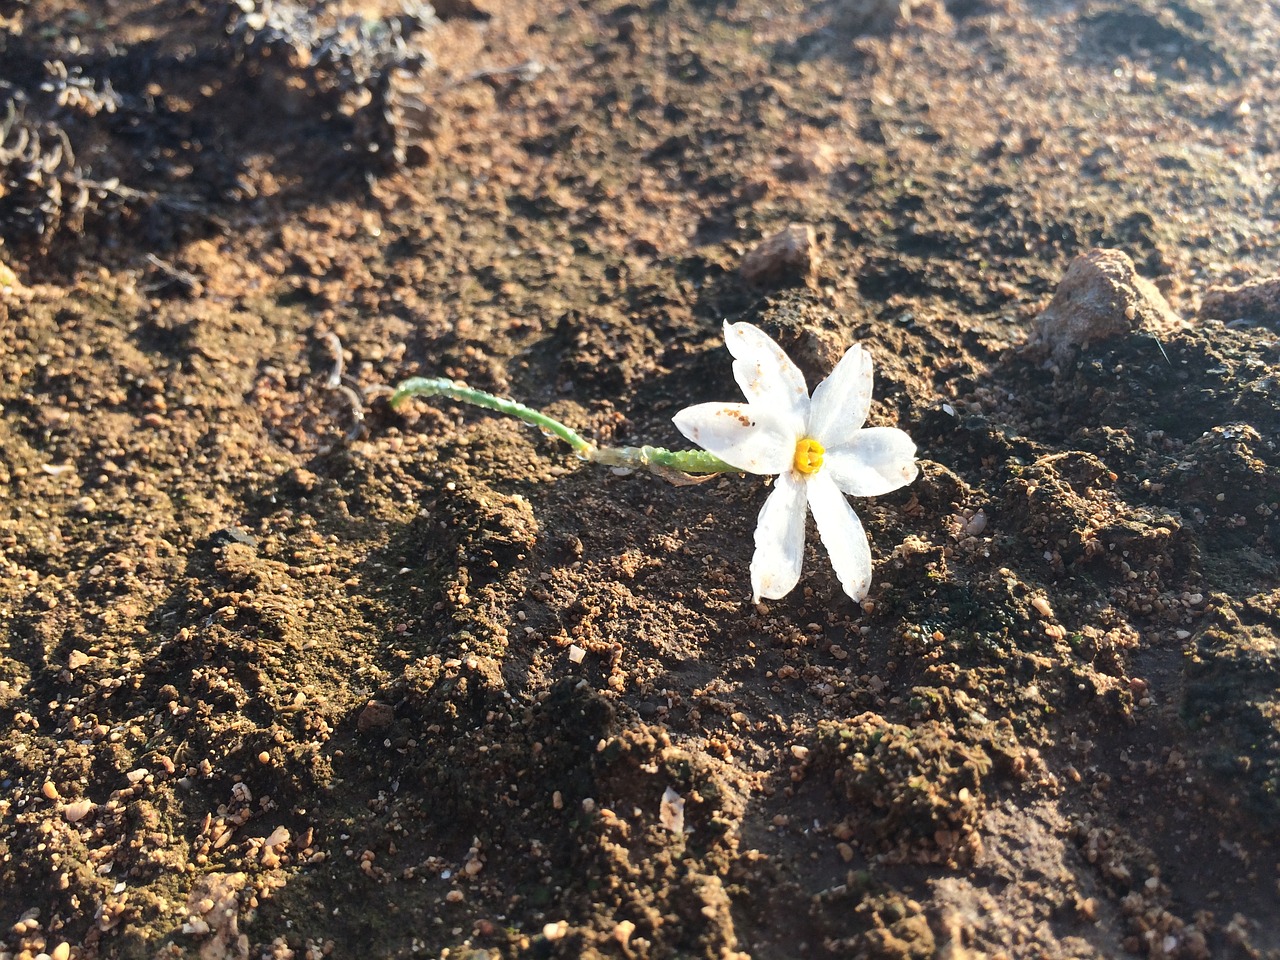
[63,799,94,823]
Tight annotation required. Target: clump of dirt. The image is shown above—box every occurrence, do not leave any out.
[1200,276,1280,327]
[813,712,1034,866]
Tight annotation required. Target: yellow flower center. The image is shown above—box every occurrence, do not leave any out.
[793,437,825,475]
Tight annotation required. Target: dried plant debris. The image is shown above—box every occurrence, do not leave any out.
[38,60,122,119]
[0,1,439,254]
[0,84,138,249]
[221,0,439,169]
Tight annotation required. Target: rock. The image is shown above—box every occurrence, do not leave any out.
[63,799,94,823]
[740,223,819,287]
[659,786,685,835]
[357,700,395,733]
[1198,276,1280,327]
[0,257,19,292]
[208,527,258,550]
[1032,248,1181,365]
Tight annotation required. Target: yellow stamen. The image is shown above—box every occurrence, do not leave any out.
[793,437,825,475]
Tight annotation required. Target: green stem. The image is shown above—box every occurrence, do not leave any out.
[390,377,595,456]
[389,376,739,476]
[590,445,736,474]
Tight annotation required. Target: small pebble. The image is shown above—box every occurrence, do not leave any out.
[63,799,94,823]
[614,920,636,947]
[739,222,819,286]
[357,701,395,733]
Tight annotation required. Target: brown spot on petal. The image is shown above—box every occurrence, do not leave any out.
[718,408,754,427]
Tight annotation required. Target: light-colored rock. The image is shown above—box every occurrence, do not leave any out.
[0,257,19,292]
[740,223,819,287]
[62,799,94,823]
[1032,248,1181,365]
[659,786,685,835]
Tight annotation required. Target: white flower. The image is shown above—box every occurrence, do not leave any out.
[673,322,918,603]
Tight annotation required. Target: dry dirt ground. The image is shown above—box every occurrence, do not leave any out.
[3,0,1280,957]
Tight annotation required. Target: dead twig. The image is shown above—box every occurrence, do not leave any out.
[319,331,366,443]
[142,253,203,296]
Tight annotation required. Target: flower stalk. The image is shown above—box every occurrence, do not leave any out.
[388,376,736,477]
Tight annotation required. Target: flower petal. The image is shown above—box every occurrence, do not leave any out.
[824,427,919,497]
[751,471,807,602]
[806,471,873,601]
[723,322,808,434]
[807,342,873,448]
[672,402,797,475]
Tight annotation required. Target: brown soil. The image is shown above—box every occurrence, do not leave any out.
[3,0,1280,958]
